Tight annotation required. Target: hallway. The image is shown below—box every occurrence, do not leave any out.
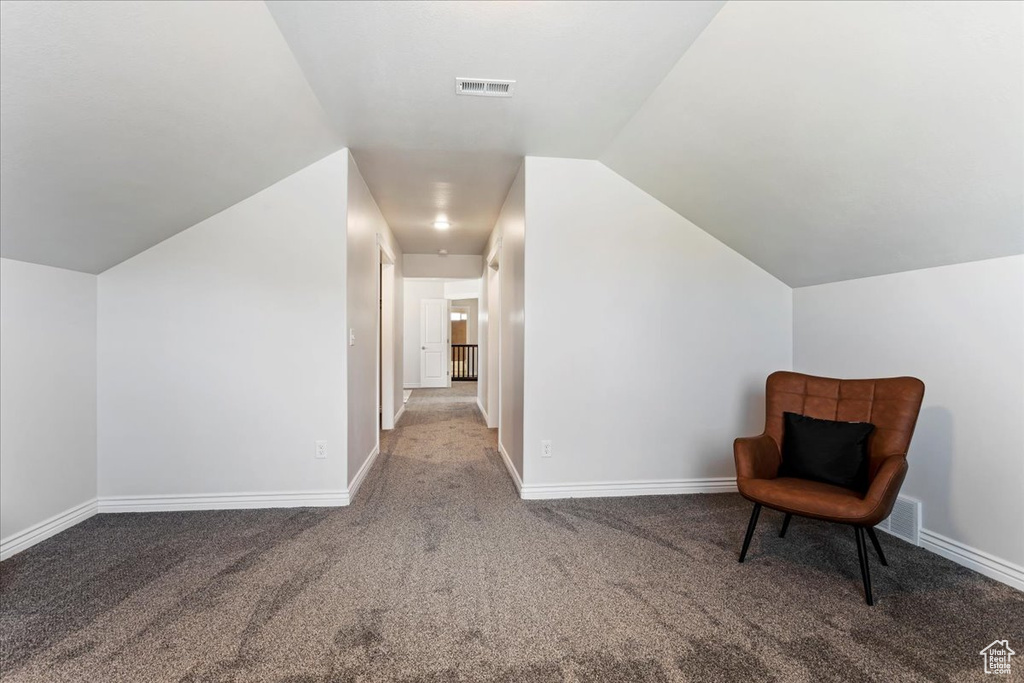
[1,386,1021,682]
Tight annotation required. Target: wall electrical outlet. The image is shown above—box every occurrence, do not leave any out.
[315,440,327,459]
[541,440,553,458]
[349,329,356,347]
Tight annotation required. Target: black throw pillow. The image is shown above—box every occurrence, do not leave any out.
[779,412,875,493]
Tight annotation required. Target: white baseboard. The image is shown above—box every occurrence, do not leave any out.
[97,490,350,513]
[1,498,99,561]
[476,397,488,423]
[349,445,381,501]
[920,528,1024,592]
[393,403,406,425]
[404,383,420,389]
[520,477,737,500]
[498,441,523,492]
[7,484,1019,596]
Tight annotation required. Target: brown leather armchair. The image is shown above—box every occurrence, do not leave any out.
[734,371,925,605]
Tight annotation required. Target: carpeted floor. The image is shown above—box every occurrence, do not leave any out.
[1,382,1021,682]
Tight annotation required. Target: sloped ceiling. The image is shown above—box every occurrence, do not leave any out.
[2,1,1020,283]
[603,1,1024,286]
[0,1,341,273]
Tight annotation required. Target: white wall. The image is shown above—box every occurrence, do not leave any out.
[98,151,350,501]
[443,280,480,300]
[346,151,402,485]
[794,255,1024,573]
[521,158,791,491]
[403,280,446,387]
[485,164,527,481]
[403,253,483,279]
[1,259,97,549]
[480,255,499,428]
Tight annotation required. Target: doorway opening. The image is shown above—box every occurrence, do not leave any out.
[376,236,397,437]
[403,278,481,392]
[483,243,500,429]
[449,300,478,382]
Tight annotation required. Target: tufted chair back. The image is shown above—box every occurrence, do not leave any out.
[764,371,925,479]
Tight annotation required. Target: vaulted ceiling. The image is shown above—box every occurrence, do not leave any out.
[603,1,1023,286]
[1,1,1020,284]
[0,1,341,273]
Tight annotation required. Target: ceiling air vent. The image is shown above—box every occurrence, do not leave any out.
[455,77,515,98]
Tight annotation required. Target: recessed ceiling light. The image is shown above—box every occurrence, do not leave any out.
[433,220,450,230]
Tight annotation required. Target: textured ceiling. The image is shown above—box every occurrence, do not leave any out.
[603,0,1024,286]
[350,149,522,255]
[0,1,341,273]
[266,0,725,259]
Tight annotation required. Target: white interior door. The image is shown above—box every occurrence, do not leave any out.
[420,298,448,388]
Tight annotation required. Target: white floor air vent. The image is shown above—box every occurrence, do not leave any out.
[875,496,921,545]
[455,77,515,97]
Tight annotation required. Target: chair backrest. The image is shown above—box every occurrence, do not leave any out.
[764,371,925,478]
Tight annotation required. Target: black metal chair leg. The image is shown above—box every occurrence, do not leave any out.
[779,513,792,538]
[866,527,888,566]
[739,503,762,563]
[854,526,874,606]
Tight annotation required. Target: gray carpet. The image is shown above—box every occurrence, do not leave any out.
[1,382,1021,682]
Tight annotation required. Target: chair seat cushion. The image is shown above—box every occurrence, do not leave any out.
[738,476,882,524]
